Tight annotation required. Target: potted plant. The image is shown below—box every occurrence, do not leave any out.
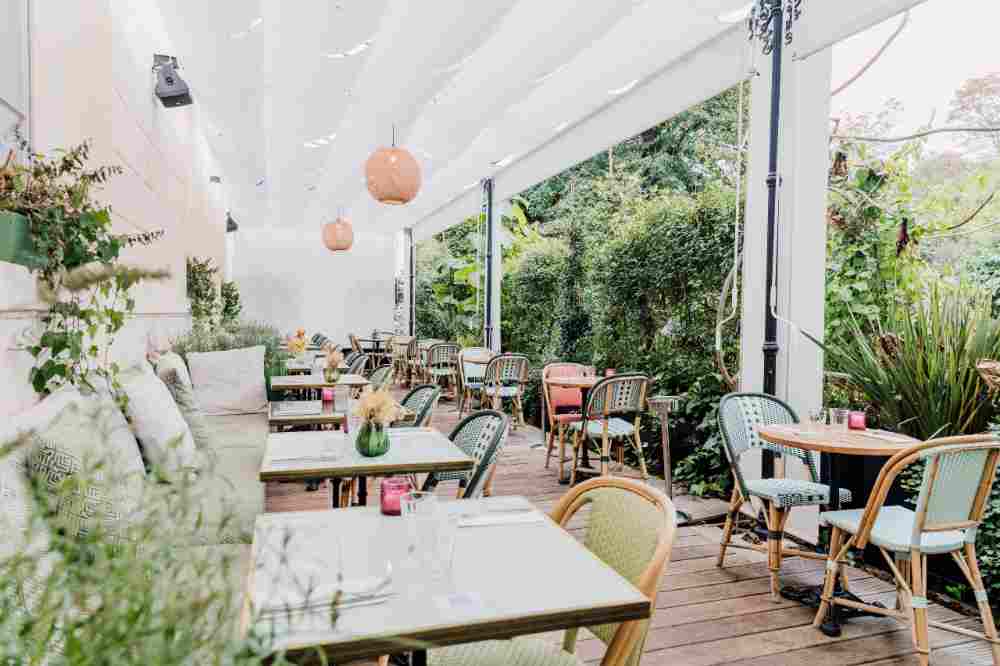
[353,388,405,457]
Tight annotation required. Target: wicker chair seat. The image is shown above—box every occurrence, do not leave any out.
[552,412,583,424]
[745,478,851,509]
[821,505,965,555]
[483,386,519,398]
[570,417,635,438]
[430,637,581,666]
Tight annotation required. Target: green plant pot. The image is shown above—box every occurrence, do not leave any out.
[356,422,390,458]
[324,368,341,383]
[0,211,44,269]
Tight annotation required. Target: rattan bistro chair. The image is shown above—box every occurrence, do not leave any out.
[391,336,414,385]
[422,410,510,500]
[368,365,394,392]
[716,392,850,602]
[393,384,442,429]
[568,374,649,485]
[429,477,678,666]
[543,362,592,482]
[458,347,494,416]
[483,354,529,429]
[812,435,1000,665]
[347,352,370,376]
[349,333,364,356]
[427,342,460,398]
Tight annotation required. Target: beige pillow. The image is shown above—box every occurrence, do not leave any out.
[186,345,267,416]
[155,352,212,450]
[119,363,199,473]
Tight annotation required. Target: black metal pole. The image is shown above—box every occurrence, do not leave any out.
[407,227,415,337]
[761,0,784,479]
[483,178,495,350]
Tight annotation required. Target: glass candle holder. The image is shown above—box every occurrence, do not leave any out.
[848,411,867,431]
[380,477,413,516]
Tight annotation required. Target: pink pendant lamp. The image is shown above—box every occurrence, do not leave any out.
[323,213,354,251]
[365,126,421,205]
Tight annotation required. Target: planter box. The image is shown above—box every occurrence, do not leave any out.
[0,211,43,269]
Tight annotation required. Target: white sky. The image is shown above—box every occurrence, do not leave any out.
[831,0,1000,153]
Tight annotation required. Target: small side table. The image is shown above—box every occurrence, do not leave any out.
[647,395,689,523]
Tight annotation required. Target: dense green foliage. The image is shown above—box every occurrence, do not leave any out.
[220,281,242,327]
[186,257,220,330]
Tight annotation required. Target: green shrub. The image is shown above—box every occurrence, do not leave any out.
[220,281,242,327]
[171,321,289,400]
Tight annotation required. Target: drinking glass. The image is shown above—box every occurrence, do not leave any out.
[830,408,850,431]
[807,407,827,430]
[401,491,440,562]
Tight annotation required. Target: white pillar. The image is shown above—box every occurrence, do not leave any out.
[739,35,833,542]
[488,207,502,353]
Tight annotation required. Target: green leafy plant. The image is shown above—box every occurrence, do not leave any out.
[220,281,242,327]
[186,257,219,330]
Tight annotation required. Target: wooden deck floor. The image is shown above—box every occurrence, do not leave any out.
[274,392,996,665]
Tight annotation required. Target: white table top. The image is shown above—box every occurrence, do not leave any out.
[271,374,369,390]
[260,428,474,481]
[241,497,650,662]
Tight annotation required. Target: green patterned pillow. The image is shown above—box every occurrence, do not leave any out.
[155,352,212,451]
[25,397,145,547]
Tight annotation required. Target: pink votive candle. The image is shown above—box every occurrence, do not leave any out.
[848,411,867,431]
[380,477,413,516]
[321,388,334,402]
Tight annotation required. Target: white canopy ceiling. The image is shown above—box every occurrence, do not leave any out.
[149,0,926,240]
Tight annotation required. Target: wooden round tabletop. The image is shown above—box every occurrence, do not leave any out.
[757,424,919,457]
[543,376,599,389]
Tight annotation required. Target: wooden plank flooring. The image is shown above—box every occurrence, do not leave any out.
[272,391,995,665]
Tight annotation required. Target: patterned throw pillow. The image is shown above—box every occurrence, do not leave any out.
[155,352,212,451]
[119,363,200,474]
[25,397,145,546]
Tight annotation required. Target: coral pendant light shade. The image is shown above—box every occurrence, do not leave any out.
[365,145,422,205]
[323,216,354,251]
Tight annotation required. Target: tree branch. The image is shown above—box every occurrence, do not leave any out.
[832,126,1000,143]
[941,190,997,232]
[831,12,909,98]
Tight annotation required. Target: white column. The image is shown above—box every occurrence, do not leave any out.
[739,34,833,542]
[488,205,502,353]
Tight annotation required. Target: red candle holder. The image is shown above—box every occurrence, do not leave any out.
[848,411,867,431]
[380,477,413,515]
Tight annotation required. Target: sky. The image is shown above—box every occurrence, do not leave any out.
[831,0,1000,154]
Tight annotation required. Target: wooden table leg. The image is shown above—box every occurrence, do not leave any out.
[357,475,368,506]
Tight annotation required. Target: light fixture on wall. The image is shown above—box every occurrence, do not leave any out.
[226,211,239,233]
[364,125,421,205]
[152,55,193,108]
[322,211,353,251]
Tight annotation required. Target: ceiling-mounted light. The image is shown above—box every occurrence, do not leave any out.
[327,133,337,140]
[365,125,421,206]
[492,154,515,168]
[304,142,317,148]
[609,79,639,96]
[152,55,193,108]
[226,211,239,233]
[323,214,353,251]
[534,63,569,84]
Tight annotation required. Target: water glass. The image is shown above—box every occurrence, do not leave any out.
[401,491,440,559]
[830,408,850,431]
[807,407,827,430]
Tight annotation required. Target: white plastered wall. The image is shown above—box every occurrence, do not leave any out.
[233,227,396,346]
[0,0,228,417]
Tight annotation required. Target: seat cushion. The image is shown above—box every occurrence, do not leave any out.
[745,478,851,509]
[155,351,212,451]
[180,445,264,544]
[821,505,966,555]
[569,417,635,438]
[430,637,582,666]
[553,412,583,424]
[201,413,270,452]
[483,386,520,398]
[119,362,199,474]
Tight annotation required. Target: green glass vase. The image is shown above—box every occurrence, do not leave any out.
[356,422,390,457]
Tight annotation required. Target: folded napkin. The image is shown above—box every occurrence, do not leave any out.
[458,511,547,528]
[258,575,391,615]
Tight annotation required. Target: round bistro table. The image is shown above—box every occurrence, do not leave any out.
[542,375,600,482]
[757,423,918,636]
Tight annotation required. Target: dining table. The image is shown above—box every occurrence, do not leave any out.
[268,400,348,433]
[240,496,651,665]
[756,423,918,637]
[542,374,600,483]
[271,373,369,401]
[260,428,474,508]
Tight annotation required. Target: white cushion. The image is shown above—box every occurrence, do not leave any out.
[155,352,212,450]
[119,363,199,473]
[187,346,267,416]
[821,505,967,555]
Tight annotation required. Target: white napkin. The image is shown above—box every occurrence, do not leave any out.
[458,511,547,528]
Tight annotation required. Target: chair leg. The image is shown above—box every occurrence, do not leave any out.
[515,395,525,427]
[545,427,556,469]
[766,503,786,602]
[557,425,567,482]
[716,487,741,567]
[910,550,930,666]
[961,543,1000,666]
[632,430,648,479]
[813,526,845,626]
[483,462,498,497]
[569,431,581,486]
[600,434,610,477]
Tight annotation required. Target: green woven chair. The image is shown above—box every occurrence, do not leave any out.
[347,352,370,376]
[368,365,394,392]
[427,342,461,397]
[813,435,1000,665]
[429,477,678,666]
[568,374,648,485]
[422,410,509,500]
[344,350,361,366]
[394,384,442,428]
[716,392,850,601]
[457,347,493,417]
[483,354,529,429]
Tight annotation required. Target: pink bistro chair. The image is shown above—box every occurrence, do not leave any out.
[542,362,594,482]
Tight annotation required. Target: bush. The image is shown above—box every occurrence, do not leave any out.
[220,281,242,327]
[170,321,289,400]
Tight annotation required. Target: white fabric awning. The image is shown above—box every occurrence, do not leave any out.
[147,0,926,238]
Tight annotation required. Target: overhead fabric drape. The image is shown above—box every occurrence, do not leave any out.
[792,0,930,61]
